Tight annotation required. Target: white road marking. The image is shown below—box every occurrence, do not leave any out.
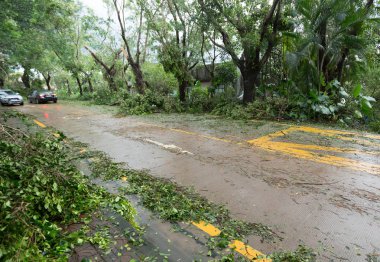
[62,116,81,120]
[144,139,194,155]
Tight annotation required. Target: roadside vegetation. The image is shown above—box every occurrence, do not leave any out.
[68,128,317,262]
[0,111,137,260]
[0,110,317,261]
[1,0,380,133]
[1,0,380,260]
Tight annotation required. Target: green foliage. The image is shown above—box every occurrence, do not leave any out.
[188,81,212,113]
[286,0,374,93]
[211,97,290,121]
[88,150,277,244]
[119,90,183,115]
[91,88,129,105]
[369,121,380,134]
[269,245,317,262]
[212,102,250,120]
[142,63,178,95]
[0,113,136,260]
[212,62,238,88]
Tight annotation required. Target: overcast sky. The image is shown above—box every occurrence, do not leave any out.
[80,0,109,18]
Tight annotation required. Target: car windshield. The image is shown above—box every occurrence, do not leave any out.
[4,91,16,95]
[41,91,53,95]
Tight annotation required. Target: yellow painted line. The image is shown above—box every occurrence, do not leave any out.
[296,126,380,140]
[229,240,271,261]
[191,221,221,237]
[33,119,46,128]
[191,221,270,260]
[295,126,380,147]
[138,121,380,172]
[248,126,380,175]
[79,148,87,154]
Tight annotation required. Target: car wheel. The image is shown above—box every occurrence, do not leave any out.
[20,102,24,106]
[54,100,57,103]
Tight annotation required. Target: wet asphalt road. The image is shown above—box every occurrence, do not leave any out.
[14,102,380,261]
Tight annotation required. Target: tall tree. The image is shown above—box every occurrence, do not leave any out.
[0,0,77,88]
[145,0,200,102]
[111,0,146,94]
[287,0,376,92]
[85,46,121,91]
[198,0,286,103]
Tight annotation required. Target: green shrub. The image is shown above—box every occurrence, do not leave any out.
[369,121,380,133]
[142,63,178,95]
[0,114,136,260]
[118,90,183,115]
[188,81,212,113]
[212,62,238,88]
[212,102,250,120]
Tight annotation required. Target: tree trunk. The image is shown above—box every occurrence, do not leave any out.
[113,1,146,94]
[107,76,117,92]
[179,80,188,102]
[335,48,349,83]
[76,76,83,96]
[88,77,94,93]
[131,62,145,94]
[0,78,4,88]
[22,67,31,88]
[43,73,52,90]
[66,79,71,95]
[241,68,259,103]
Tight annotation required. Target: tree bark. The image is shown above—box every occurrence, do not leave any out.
[76,76,83,96]
[66,79,71,95]
[85,46,119,92]
[241,69,259,103]
[22,67,31,89]
[88,77,94,93]
[198,0,282,103]
[42,73,52,90]
[179,80,188,102]
[327,0,374,83]
[113,0,145,94]
[0,78,4,88]
[107,73,117,92]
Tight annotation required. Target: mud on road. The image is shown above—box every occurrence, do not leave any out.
[15,102,380,261]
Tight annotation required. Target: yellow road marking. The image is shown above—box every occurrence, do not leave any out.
[191,221,221,237]
[79,148,87,154]
[248,126,380,174]
[191,221,270,260]
[33,119,46,128]
[229,240,271,262]
[295,126,380,147]
[139,121,380,173]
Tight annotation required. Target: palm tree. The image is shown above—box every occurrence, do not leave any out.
[286,0,375,93]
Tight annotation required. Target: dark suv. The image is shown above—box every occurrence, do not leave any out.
[29,90,58,104]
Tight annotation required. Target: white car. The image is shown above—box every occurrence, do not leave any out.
[0,89,24,106]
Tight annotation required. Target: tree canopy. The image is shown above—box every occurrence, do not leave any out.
[1,0,379,129]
